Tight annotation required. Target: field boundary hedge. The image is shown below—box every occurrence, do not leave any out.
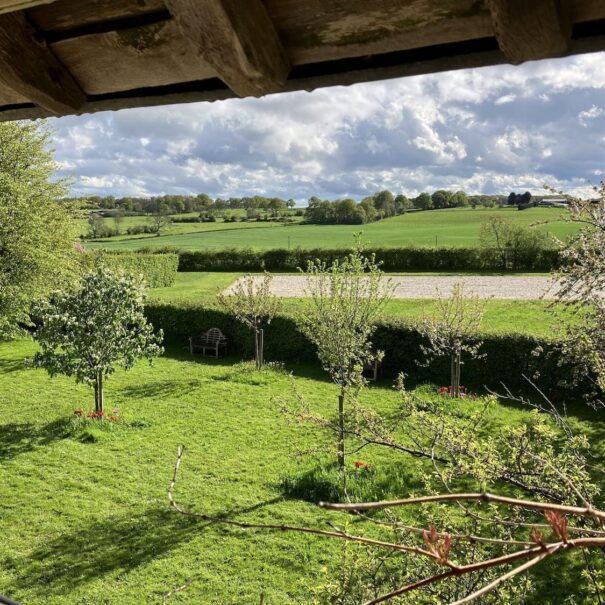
[175,246,562,273]
[145,301,573,395]
[85,252,179,287]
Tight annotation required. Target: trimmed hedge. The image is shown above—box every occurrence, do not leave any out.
[145,302,571,395]
[90,253,179,288]
[177,246,562,273]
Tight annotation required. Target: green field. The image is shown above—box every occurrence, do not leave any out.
[86,207,580,252]
[148,272,564,338]
[0,338,601,604]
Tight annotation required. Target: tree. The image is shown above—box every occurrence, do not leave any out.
[87,213,105,239]
[373,190,395,216]
[32,267,163,414]
[217,273,281,370]
[417,283,485,397]
[113,208,125,233]
[554,185,605,397]
[451,190,469,207]
[431,189,453,209]
[359,196,377,222]
[480,216,549,270]
[148,205,172,234]
[413,192,432,210]
[0,121,78,339]
[394,194,413,213]
[300,247,392,469]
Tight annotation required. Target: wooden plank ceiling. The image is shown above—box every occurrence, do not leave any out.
[0,0,603,119]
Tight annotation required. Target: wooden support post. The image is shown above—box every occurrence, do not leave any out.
[165,0,290,97]
[488,0,572,63]
[0,10,85,113]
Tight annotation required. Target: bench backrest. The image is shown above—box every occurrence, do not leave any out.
[204,327,226,344]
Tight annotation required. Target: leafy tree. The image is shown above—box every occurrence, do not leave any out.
[217,273,281,370]
[451,190,469,207]
[431,189,453,209]
[373,190,395,216]
[300,247,392,468]
[413,192,432,210]
[32,267,164,414]
[480,216,549,270]
[359,196,377,222]
[87,213,105,239]
[0,121,78,339]
[554,185,605,397]
[394,194,413,213]
[417,283,485,397]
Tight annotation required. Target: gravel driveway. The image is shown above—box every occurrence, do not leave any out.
[227,275,560,300]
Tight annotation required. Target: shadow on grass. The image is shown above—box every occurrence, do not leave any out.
[4,498,282,598]
[0,417,75,460]
[0,357,26,373]
[116,378,204,400]
[280,461,424,505]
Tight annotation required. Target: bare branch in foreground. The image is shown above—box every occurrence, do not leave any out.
[168,446,605,604]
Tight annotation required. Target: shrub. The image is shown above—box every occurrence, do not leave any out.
[126,224,156,235]
[176,246,562,273]
[145,301,574,395]
[84,253,179,287]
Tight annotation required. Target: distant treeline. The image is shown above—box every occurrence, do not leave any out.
[67,189,550,227]
[65,194,297,216]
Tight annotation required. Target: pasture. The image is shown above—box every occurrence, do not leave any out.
[85,207,580,252]
[0,338,602,604]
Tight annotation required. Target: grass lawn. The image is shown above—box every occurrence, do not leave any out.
[85,207,581,252]
[0,339,602,604]
[148,272,564,338]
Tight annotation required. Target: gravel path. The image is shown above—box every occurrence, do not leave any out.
[227,275,560,300]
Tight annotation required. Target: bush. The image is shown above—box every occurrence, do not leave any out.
[145,301,573,395]
[84,253,179,287]
[177,246,562,273]
[126,224,156,235]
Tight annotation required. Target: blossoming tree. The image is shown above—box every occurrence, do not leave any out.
[32,267,164,414]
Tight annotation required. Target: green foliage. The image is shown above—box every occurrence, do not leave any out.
[176,245,561,273]
[480,215,552,270]
[145,301,574,394]
[0,121,78,338]
[32,267,164,412]
[217,273,282,369]
[83,252,179,287]
[417,283,486,397]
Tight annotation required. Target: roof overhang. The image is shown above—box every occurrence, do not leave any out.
[0,0,603,120]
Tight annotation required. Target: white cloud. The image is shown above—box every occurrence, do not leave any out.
[49,51,605,200]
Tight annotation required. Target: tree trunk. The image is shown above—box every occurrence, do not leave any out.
[95,370,104,414]
[337,391,345,469]
[259,328,264,368]
[451,350,461,398]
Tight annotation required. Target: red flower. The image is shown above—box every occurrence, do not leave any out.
[355,460,366,469]
[74,408,84,416]
[110,415,118,422]
[87,412,96,418]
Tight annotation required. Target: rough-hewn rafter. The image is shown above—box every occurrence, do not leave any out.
[165,0,290,97]
[0,10,85,113]
[488,0,572,63]
[0,0,56,14]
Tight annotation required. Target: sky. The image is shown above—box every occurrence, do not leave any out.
[51,51,605,202]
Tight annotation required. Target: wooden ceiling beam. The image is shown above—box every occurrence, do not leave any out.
[488,0,572,63]
[165,0,290,97]
[0,0,56,15]
[0,10,85,113]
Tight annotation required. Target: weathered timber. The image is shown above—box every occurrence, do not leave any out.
[0,10,85,112]
[165,0,290,97]
[488,0,573,62]
[0,0,55,14]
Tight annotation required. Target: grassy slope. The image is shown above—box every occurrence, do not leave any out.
[85,207,581,252]
[148,273,563,338]
[0,339,602,604]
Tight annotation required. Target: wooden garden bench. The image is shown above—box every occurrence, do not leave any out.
[189,328,227,358]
